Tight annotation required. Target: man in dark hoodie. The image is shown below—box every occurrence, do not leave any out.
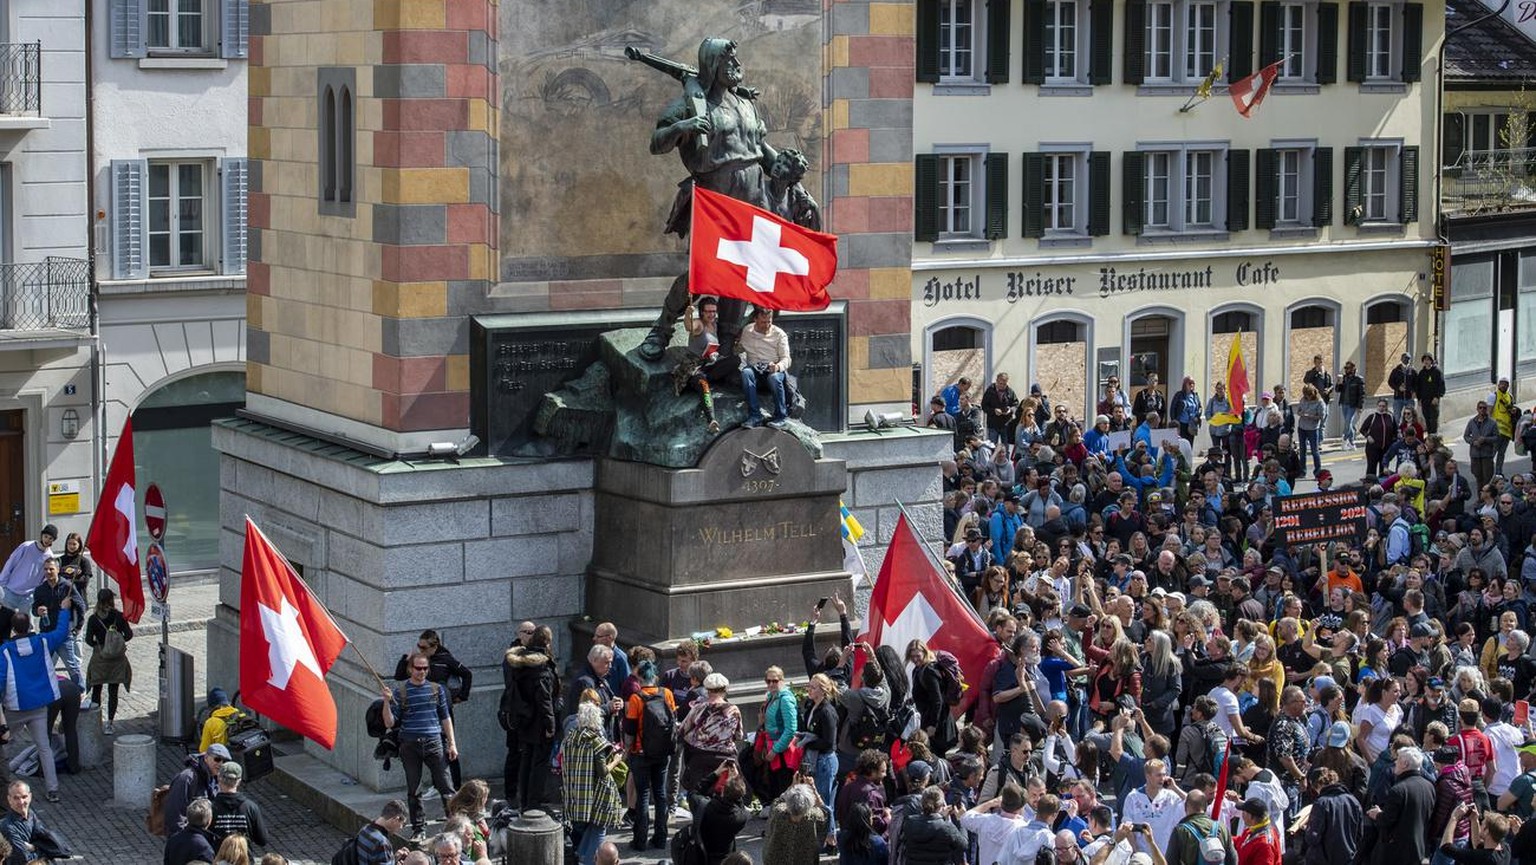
[164,796,218,865]
[900,786,968,865]
[209,759,268,847]
[162,743,228,833]
[502,625,560,813]
[802,593,853,687]
[1301,767,1362,865]
[835,660,890,776]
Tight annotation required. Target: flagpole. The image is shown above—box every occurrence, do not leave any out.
[894,499,990,631]
[244,516,390,694]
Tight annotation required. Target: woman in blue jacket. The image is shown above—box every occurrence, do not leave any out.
[0,598,73,802]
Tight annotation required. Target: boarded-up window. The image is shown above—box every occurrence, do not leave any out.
[1288,306,1335,395]
[1210,324,1258,401]
[1036,320,1087,422]
[930,325,987,399]
[1364,301,1408,397]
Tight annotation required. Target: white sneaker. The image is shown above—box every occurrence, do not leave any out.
[102,721,115,736]
[673,805,693,821]
[78,698,94,711]
[421,788,440,801]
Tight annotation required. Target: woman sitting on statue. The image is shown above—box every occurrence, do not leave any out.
[671,296,735,434]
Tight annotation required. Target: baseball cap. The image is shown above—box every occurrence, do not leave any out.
[907,760,933,781]
[1517,742,1536,757]
[1313,675,1337,693]
[1150,586,1167,597]
[1187,575,1211,589]
[1236,798,1269,818]
[1169,592,1186,605]
[1261,392,1273,400]
[218,760,244,780]
[1326,721,1352,748]
[1459,698,1482,714]
[1316,469,1332,482]
[1410,622,1434,639]
[1005,493,1022,504]
[1434,746,1460,765]
[1069,604,1093,619]
[1426,676,1445,690]
[207,743,232,761]
[1096,414,1111,425]
[965,528,983,541]
[1130,854,1154,865]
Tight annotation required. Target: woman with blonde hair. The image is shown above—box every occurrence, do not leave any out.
[213,834,251,865]
[1244,634,1285,704]
[907,639,956,757]
[1089,638,1141,723]
[801,672,841,856]
[446,778,491,852]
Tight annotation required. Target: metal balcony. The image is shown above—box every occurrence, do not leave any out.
[0,43,41,116]
[1443,146,1536,215]
[0,257,89,332]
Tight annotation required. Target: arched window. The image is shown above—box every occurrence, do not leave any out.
[1364,298,1411,396]
[1285,302,1338,396]
[1212,310,1253,333]
[339,86,354,203]
[926,320,989,401]
[321,85,336,201]
[1032,316,1090,421]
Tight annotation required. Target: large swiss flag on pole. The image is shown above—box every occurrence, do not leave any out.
[239,517,349,749]
[86,418,143,623]
[858,513,995,713]
[688,186,837,311]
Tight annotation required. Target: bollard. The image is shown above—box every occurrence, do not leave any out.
[77,707,106,769]
[113,734,156,809]
[503,808,564,865]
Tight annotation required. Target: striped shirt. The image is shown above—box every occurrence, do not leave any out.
[390,680,448,738]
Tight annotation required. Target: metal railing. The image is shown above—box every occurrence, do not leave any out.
[0,43,41,116]
[1443,146,1536,213]
[0,257,89,330]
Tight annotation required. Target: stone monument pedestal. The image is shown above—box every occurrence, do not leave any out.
[580,426,854,693]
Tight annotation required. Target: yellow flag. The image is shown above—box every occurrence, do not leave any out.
[1195,60,1225,100]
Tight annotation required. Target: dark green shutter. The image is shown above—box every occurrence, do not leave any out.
[1230,2,1255,80]
[1316,2,1339,84]
[1442,114,1465,177]
[1124,0,1146,84]
[1023,0,1047,84]
[987,0,1012,82]
[915,154,941,241]
[1254,149,1278,230]
[1527,112,1536,175]
[917,0,941,83]
[1258,2,1281,68]
[1089,151,1111,235]
[1343,146,1363,224]
[1022,153,1046,238]
[1227,150,1251,232]
[1090,0,1114,84]
[1123,151,1145,235]
[1401,3,1423,82]
[1346,2,1367,83]
[985,153,1010,239]
[1399,145,1419,224]
[1313,147,1333,226]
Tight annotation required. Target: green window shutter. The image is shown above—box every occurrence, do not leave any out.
[1124,0,1146,84]
[1399,145,1419,224]
[917,0,942,83]
[1123,151,1146,235]
[1023,0,1047,84]
[1090,0,1115,84]
[110,0,147,58]
[915,155,941,241]
[220,157,249,275]
[1527,112,1536,175]
[1227,149,1251,232]
[110,159,149,279]
[985,153,1010,239]
[1254,149,1278,230]
[1258,2,1281,68]
[1022,153,1046,238]
[1346,2,1367,83]
[987,0,1012,82]
[1316,2,1339,84]
[1089,151,1112,235]
[1313,146,1334,226]
[1229,2,1255,80]
[221,0,249,59]
[1401,3,1423,82]
[1343,146,1363,225]
[1442,114,1465,177]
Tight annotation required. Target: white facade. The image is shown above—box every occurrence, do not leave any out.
[910,0,1442,433]
[90,0,248,572]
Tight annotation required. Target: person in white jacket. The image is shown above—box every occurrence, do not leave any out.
[0,525,55,611]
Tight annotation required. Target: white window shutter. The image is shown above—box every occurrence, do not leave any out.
[110,160,148,280]
[110,0,147,59]
[220,158,248,275]
[221,0,249,59]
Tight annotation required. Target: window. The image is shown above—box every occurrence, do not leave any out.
[1136,145,1228,232]
[1148,2,1174,79]
[1212,310,1254,333]
[940,154,976,236]
[1046,0,1079,80]
[147,0,207,52]
[1146,152,1173,227]
[111,0,248,61]
[1344,143,1416,225]
[1024,150,1109,238]
[1142,0,1226,83]
[1443,112,1530,174]
[1183,150,1215,226]
[318,68,356,217]
[1365,4,1392,79]
[1277,149,1302,222]
[1347,1,1421,85]
[147,161,209,271]
[1278,4,1306,78]
[939,0,976,79]
[1185,2,1217,78]
[1037,320,1083,344]
[1045,154,1078,231]
[1256,145,1328,229]
[917,151,1006,241]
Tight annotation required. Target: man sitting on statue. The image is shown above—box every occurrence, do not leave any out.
[739,307,792,430]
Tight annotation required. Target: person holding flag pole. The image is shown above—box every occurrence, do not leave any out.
[1209,335,1252,482]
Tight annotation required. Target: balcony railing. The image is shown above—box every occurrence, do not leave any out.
[1443,146,1536,214]
[0,43,41,116]
[0,257,89,331]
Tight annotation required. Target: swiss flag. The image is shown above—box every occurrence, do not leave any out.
[239,518,349,749]
[1230,60,1285,118]
[689,186,837,311]
[86,418,143,623]
[857,513,994,713]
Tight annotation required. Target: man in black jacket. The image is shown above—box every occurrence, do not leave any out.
[1301,767,1362,865]
[1416,353,1447,434]
[208,760,268,847]
[1389,353,1417,423]
[164,797,218,865]
[1367,747,1436,865]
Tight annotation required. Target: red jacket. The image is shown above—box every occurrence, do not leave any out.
[1236,823,1282,865]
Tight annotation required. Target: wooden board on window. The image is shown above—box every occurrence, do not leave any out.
[1209,331,1258,399]
[1365,321,1408,398]
[1037,342,1087,423]
[929,349,986,400]
[1288,327,1336,396]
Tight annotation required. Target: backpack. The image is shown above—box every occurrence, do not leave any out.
[933,651,966,706]
[98,624,127,661]
[1184,820,1227,864]
[147,784,171,836]
[639,690,676,758]
[365,700,390,739]
[1408,520,1430,559]
[1522,422,1536,456]
[849,696,891,751]
[331,835,361,865]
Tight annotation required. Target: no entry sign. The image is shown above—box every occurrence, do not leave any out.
[145,484,166,542]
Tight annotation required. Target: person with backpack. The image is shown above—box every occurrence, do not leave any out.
[1176,696,1229,786]
[379,650,458,843]
[622,660,676,852]
[332,799,407,865]
[391,629,472,788]
[1165,790,1236,865]
[906,640,958,757]
[83,587,131,736]
[501,624,560,814]
[836,659,890,777]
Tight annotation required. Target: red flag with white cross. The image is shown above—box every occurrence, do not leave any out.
[688,186,837,310]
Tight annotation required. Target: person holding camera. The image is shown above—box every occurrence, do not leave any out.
[738,307,791,430]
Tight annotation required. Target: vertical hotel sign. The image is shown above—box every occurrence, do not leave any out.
[1431,245,1450,311]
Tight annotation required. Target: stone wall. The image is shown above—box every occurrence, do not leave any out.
[210,418,594,789]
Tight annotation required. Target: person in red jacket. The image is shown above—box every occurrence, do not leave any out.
[1234,798,1283,865]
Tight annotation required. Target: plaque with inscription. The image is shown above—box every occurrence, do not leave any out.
[778,302,847,434]
[471,310,654,454]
